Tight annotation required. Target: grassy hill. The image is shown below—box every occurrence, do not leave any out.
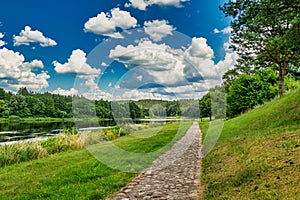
[200,89,300,199]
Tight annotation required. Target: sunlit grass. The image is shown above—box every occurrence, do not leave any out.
[200,89,300,199]
[0,121,192,199]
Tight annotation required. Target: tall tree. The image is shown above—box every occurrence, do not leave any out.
[220,0,300,96]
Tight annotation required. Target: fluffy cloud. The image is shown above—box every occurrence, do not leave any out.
[13,26,57,47]
[109,40,186,86]
[53,49,101,76]
[125,0,188,10]
[144,20,175,41]
[150,0,188,7]
[213,27,232,34]
[185,37,214,59]
[215,43,239,75]
[84,8,137,38]
[108,37,237,99]
[125,0,148,10]
[51,88,78,96]
[101,62,109,67]
[183,37,218,80]
[111,88,170,100]
[0,33,5,47]
[82,78,113,100]
[0,48,49,91]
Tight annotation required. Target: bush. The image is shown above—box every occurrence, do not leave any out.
[103,126,127,140]
[41,133,83,154]
[8,115,21,121]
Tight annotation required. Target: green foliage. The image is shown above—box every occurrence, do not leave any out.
[129,101,143,119]
[199,93,211,120]
[102,126,127,140]
[199,86,226,120]
[220,0,300,96]
[63,127,78,134]
[8,115,21,121]
[226,70,278,118]
[0,100,9,118]
[284,74,300,91]
[166,101,181,117]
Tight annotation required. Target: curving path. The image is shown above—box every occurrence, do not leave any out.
[107,122,203,200]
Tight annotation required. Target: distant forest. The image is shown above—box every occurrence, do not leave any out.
[0,87,202,120]
[1,70,298,121]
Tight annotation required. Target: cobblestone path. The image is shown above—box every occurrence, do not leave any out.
[108,122,203,200]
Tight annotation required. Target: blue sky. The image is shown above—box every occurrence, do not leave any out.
[0,0,237,100]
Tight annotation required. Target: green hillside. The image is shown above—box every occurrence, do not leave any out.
[200,89,300,199]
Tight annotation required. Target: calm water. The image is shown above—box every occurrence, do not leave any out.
[0,118,188,143]
[0,120,116,143]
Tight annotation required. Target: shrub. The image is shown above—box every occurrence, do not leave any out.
[8,115,21,121]
[41,133,84,154]
[103,126,127,140]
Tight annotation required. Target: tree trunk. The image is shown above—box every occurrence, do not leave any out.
[279,68,285,97]
[278,49,289,97]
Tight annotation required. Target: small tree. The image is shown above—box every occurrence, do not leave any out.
[221,0,300,96]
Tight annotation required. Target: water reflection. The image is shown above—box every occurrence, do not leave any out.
[0,120,116,143]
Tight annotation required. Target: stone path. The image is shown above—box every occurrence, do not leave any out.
[107,122,203,200]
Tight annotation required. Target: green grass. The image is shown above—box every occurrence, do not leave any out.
[87,121,192,173]
[0,150,134,200]
[200,89,300,199]
[0,121,192,199]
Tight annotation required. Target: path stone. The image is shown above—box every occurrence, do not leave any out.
[107,122,203,200]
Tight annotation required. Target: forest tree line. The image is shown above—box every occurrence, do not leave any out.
[0,87,199,120]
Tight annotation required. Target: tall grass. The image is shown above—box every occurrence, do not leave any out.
[0,133,84,167]
[0,143,47,167]
[0,124,167,167]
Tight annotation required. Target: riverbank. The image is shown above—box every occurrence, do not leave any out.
[0,117,74,122]
[0,121,192,199]
[0,117,117,122]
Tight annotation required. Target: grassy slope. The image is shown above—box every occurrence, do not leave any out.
[0,121,192,200]
[201,89,300,199]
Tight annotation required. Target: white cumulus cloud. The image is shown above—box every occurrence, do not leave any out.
[125,0,188,10]
[13,26,57,47]
[0,33,6,47]
[215,42,239,75]
[125,0,148,10]
[51,88,78,96]
[53,49,101,76]
[213,27,232,34]
[84,8,137,38]
[0,47,49,91]
[108,37,237,99]
[82,78,113,100]
[144,20,175,41]
[109,40,186,86]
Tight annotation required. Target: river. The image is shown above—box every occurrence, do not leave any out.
[0,118,190,144]
[0,120,116,144]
